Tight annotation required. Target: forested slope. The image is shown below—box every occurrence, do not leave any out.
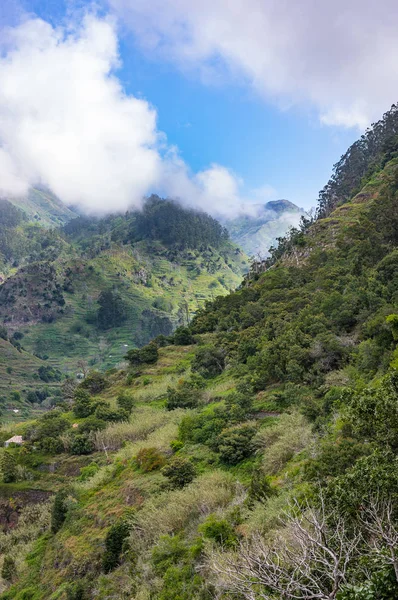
[1,108,398,599]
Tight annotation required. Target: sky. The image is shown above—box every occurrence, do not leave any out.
[0,0,397,217]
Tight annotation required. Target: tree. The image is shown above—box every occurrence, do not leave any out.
[73,389,94,418]
[70,434,95,455]
[138,342,159,364]
[173,327,195,345]
[103,519,131,573]
[191,345,225,379]
[162,457,196,488]
[79,371,108,394]
[215,424,256,465]
[97,289,127,330]
[117,392,134,414]
[210,497,362,600]
[1,451,17,483]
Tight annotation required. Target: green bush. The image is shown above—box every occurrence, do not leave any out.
[191,345,226,378]
[73,389,94,418]
[1,450,17,483]
[94,404,128,423]
[78,463,100,481]
[199,514,238,547]
[116,392,135,414]
[102,519,131,573]
[79,416,107,434]
[215,423,256,465]
[138,342,159,364]
[173,327,195,345]
[70,434,94,455]
[135,447,166,472]
[79,371,108,394]
[166,383,201,410]
[162,457,197,488]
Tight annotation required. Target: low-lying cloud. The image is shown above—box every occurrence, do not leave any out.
[0,14,274,219]
[110,0,398,129]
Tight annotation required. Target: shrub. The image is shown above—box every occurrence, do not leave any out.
[0,325,8,341]
[39,436,65,454]
[135,447,166,472]
[51,490,68,533]
[70,434,94,455]
[1,555,15,581]
[162,457,197,488]
[73,389,94,418]
[116,392,135,414]
[191,345,226,378]
[79,371,108,394]
[79,416,107,434]
[215,423,257,465]
[138,342,159,364]
[1,451,17,483]
[125,342,159,365]
[199,514,238,547]
[94,405,128,423]
[102,519,131,572]
[78,463,100,481]
[166,384,201,410]
[173,327,195,345]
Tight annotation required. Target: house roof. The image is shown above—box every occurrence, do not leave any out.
[5,435,23,444]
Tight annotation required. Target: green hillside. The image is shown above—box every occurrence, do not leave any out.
[8,188,77,228]
[1,107,398,599]
[0,197,248,378]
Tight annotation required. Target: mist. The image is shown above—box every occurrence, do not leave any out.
[0,14,276,220]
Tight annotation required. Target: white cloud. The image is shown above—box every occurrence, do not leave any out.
[109,0,398,129]
[0,15,161,214]
[0,12,276,219]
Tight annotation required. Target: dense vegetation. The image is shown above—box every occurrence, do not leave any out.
[0,196,247,386]
[1,108,398,599]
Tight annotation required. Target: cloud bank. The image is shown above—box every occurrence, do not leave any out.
[0,14,271,218]
[110,0,398,129]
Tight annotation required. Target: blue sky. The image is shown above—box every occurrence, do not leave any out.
[0,0,396,215]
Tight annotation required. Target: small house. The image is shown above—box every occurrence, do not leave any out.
[4,435,23,448]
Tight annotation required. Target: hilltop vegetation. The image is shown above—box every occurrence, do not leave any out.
[1,107,398,598]
[0,197,247,382]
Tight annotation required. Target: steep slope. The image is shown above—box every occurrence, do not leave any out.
[0,198,248,374]
[1,109,398,599]
[225,199,304,256]
[7,188,77,228]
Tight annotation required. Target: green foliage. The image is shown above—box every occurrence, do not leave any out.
[134,195,228,249]
[135,447,166,472]
[78,462,100,481]
[97,289,127,330]
[173,327,195,345]
[79,371,108,394]
[70,434,94,455]
[1,450,17,483]
[199,514,238,547]
[73,389,94,418]
[165,379,202,410]
[0,325,8,340]
[51,490,68,533]
[125,342,159,365]
[37,365,62,382]
[78,416,107,433]
[191,345,226,378]
[1,555,16,582]
[162,456,197,488]
[94,404,127,422]
[102,519,131,573]
[116,392,135,414]
[214,423,257,465]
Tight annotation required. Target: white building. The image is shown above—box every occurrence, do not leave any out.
[4,435,23,447]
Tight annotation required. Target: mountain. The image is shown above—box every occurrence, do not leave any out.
[7,187,77,228]
[2,106,398,599]
[0,196,248,374]
[224,198,305,256]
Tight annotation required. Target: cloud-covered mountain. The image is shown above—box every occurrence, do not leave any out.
[224,199,305,256]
